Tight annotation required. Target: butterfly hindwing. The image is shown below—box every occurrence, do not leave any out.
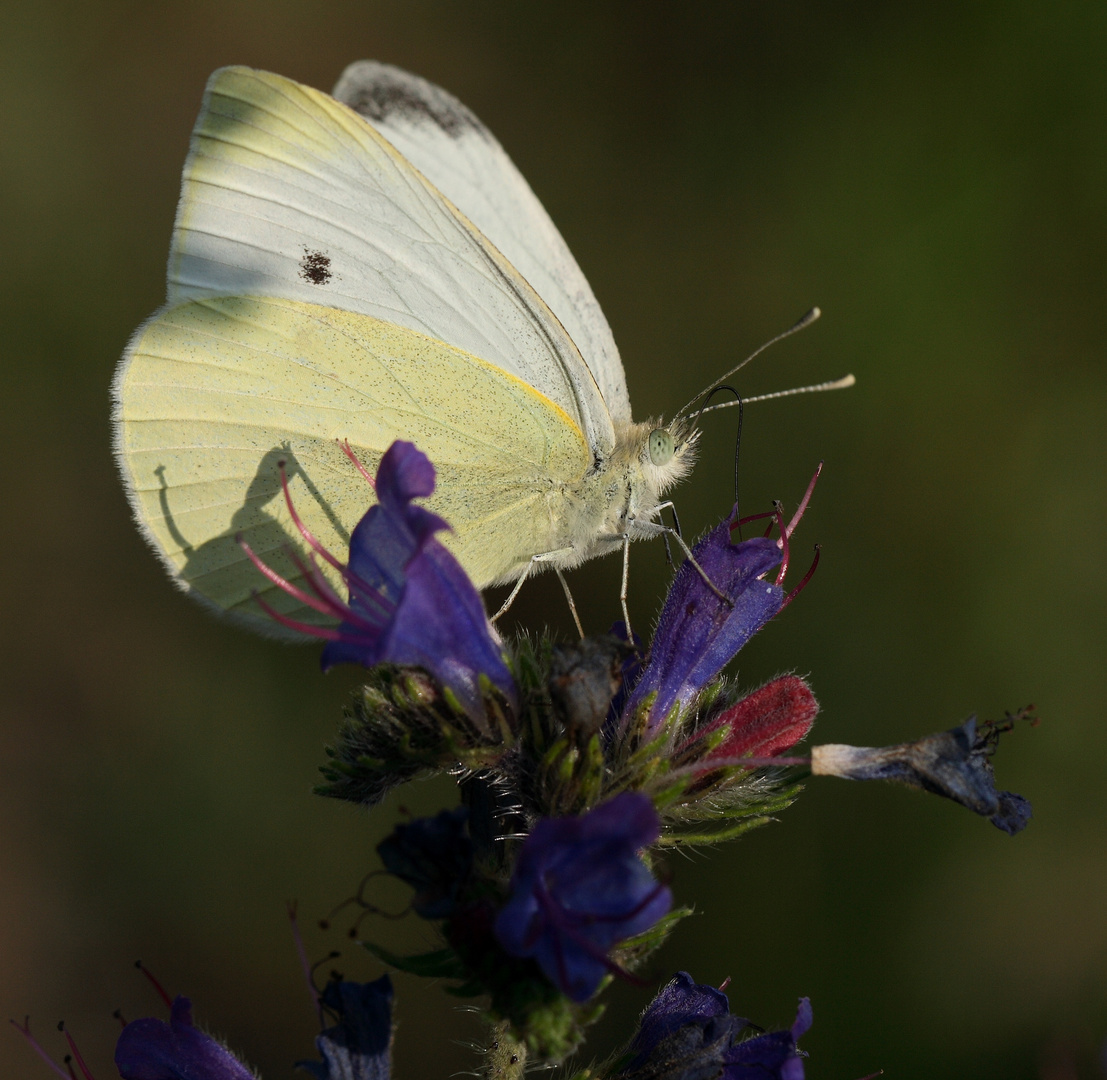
[115,296,593,628]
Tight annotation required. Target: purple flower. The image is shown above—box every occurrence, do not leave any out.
[624,469,821,734]
[621,972,811,1080]
[493,792,672,1002]
[297,975,393,1080]
[114,996,254,1080]
[243,440,516,720]
[724,998,811,1080]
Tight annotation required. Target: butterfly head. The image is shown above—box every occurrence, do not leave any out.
[637,416,698,500]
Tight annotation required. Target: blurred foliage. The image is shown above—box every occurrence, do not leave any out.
[1,2,1105,1078]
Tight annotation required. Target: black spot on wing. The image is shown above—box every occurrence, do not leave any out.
[300,249,332,285]
[336,63,485,140]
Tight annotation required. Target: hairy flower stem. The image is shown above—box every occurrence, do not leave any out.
[485,1020,527,1080]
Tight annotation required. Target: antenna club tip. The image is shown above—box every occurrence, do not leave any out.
[809,306,822,320]
[841,373,856,387]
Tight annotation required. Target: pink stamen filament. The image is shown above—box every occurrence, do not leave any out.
[59,1025,97,1080]
[780,545,821,610]
[10,1019,72,1080]
[339,440,376,490]
[285,549,363,625]
[239,538,343,619]
[288,548,395,630]
[251,593,345,640]
[774,506,790,586]
[785,461,823,539]
[278,463,347,577]
[135,962,172,1009]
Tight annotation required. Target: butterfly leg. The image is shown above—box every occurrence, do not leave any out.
[490,548,576,624]
[632,518,733,609]
[650,500,683,567]
[619,533,633,642]
[555,568,586,639]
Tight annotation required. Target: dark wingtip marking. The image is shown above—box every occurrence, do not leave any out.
[344,71,482,139]
[300,249,332,285]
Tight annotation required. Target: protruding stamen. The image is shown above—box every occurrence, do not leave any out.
[774,505,790,586]
[781,545,821,610]
[134,961,172,1009]
[10,1018,72,1080]
[338,439,376,490]
[785,462,823,539]
[278,462,347,576]
[112,1009,126,1029]
[57,1022,96,1080]
[239,536,344,619]
[250,592,344,640]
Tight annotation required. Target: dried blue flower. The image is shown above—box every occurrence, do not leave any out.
[114,996,254,1080]
[243,440,516,720]
[377,807,473,919]
[494,792,672,1002]
[297,975,393,1080]
[620,973,811,1080]
[811,712,1034,834]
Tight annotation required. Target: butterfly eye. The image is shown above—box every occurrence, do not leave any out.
[648,429,675,466]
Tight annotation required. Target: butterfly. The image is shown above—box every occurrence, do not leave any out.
[113,62,716,631]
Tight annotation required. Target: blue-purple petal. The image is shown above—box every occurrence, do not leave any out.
[723,998,811,1080]
[115,996,254,1080]
[626,521,784,727]
[320,441,516,716]
[494,792,671,1002]
[624,971,738,1073]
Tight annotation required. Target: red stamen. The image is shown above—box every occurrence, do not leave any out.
[284,548,361,624]
[278,462,347,576]
[134,961,173,1009]
[112,1009,126,1029]
[275,466,395,623]
[774,505,790,586]
[339,440,376,490]
[733,509,777,532]
[785,461,823,539]
[58,1023,96,1080]
[718,976,732,991]
[238,536,343,619]
[10,1018,72,1080]
[780,544,820,610]
[64,1055,78,1080]
[251,592,344,640]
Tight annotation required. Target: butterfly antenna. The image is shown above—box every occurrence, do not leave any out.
[697,373,856,415]
[674,306,823,421]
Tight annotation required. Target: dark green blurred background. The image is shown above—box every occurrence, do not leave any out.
[3,2,1105,1077]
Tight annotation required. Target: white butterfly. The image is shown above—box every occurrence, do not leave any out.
[113,62,734,632]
